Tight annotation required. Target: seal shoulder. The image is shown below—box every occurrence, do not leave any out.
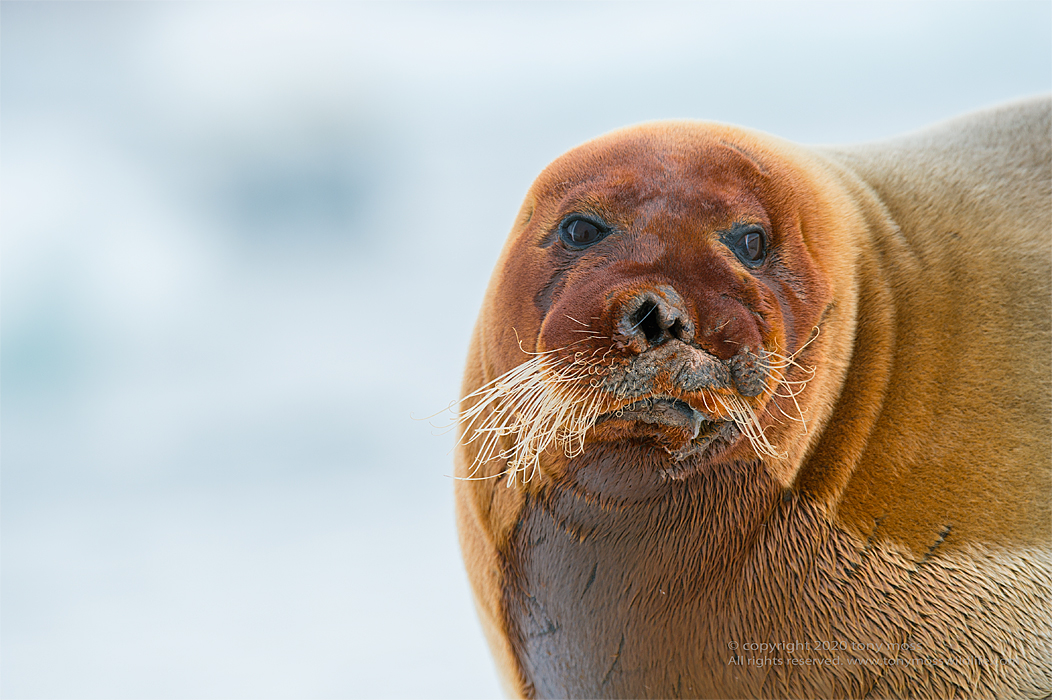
[819,96,1051,244]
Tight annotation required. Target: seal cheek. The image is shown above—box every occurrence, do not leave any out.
[535,270,617,354]
[671,265,769,363]
[691,301,766,363]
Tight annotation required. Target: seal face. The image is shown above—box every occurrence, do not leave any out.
[459,128,837,491]
[453,98,1052,699]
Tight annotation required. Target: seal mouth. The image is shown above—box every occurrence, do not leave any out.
[597,397,716,438]
[450,330,808,486]
[596,396,737,465]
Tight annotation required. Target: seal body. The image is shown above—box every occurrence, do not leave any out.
[454,97,1052,699]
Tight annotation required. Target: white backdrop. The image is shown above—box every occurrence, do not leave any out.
[3,2,1049,698]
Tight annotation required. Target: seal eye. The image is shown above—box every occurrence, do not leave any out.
[727,226,767,267]
[561,218,607,248]
[742,232,763,260]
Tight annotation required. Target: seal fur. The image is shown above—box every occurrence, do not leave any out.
[453,97,1052,699]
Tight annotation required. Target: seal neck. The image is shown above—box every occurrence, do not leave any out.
[789,153,902,513]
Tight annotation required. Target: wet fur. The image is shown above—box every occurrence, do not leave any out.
[454,97,1052,699]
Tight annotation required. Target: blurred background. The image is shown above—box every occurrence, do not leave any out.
[2,2,1049,698]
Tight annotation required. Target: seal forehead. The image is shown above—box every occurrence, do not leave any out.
[530,124,774,230]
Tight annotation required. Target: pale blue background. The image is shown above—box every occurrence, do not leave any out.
[2,2,1049,698]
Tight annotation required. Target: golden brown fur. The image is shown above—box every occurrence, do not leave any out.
[454,97,1052,699]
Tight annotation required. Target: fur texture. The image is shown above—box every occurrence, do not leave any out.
[454,97,1052,699]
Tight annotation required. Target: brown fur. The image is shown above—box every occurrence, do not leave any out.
[455,97,1052,699]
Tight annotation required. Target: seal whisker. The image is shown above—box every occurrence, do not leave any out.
[766,354,817,378]
[718,393,785,459]
[413,398,462,425]
[447,345,614,486]
[762,360,813,434]
[452,328,805,480]
[626,304,657,333]
[565,314,592,327]
[789,325,821,360]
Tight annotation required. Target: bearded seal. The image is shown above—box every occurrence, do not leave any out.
[453,97,1051,699]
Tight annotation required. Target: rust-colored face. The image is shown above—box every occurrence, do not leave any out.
[479,123,834,487]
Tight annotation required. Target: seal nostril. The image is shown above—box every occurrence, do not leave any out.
[631,301,664,345]
[616,287,695,352]
[670,319,686,342]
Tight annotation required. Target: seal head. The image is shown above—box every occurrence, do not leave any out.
[464,122,845,492]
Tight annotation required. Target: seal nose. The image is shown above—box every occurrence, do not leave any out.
[615,286,696,353]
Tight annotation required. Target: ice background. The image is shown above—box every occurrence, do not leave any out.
[2,2,1049,698]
